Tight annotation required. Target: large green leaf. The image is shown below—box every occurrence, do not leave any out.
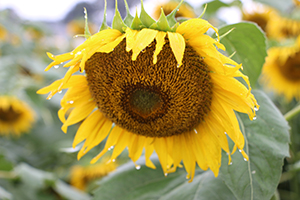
[93,156,236,200]
[220,90,290,200]
[219,22,267,88]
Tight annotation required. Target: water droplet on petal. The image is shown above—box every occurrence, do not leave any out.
[54,65,59,69]
[112,159,116,162]
[135,165,141,170]
[254,106,259,111]
[164,173,168,176]
[244,158,248,161]
[239,149,242,152]
[229,162,233,165]
[224,132,227,135]
[194,129,198,134]
[68,100,74,104]
[58,90,62,94]
[176,63,180,68]
[253,116,257,120]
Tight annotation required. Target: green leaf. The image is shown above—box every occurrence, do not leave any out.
[156,9,172,32]
[131,10,145,30]
[123,0,134,27]
[204,0,230,16]
[100,0,109,31]
[112,0,127,33]
[139,0,156,27]
[219,22,267,88]
[220,90,290,200]
[93,156,236,200]
[83,8,91,39]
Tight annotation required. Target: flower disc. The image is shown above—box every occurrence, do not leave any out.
[85,39,212,137]
[279,51,300,82]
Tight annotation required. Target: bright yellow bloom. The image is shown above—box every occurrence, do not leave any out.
[152,0,196,20]
[70,158,117,190]
[267,15,300,40]
[38,0,258,181]
[261,36,300,101]
[0,96,35,136]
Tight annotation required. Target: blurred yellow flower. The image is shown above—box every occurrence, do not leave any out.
[0,24,8,41]
[267,15,300,40]
[0,96,35,136]
[261,36,300,101]
[70,158,117,190]
[66,20,97,36]
[38,1,258,181]
[242,4,278,34]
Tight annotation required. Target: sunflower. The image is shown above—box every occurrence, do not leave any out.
[38,0,258,181]
[261,36,300,101]
[152,0,196,20]
[242,3,278,33]
[70,158,117,190]
[267,15,300,40]
[0,96,35,136]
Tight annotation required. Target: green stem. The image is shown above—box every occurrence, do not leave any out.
[284,104,300,121]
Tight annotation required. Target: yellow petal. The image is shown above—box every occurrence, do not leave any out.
[91,126,124,163]
[167,32,185,67]
[131,29,158,60]
[153,137,169,173]
[125,28,139,52]
[61,100,95,132]
[110,131,132,161]
[176,18,219,41]
[98,34,126,53]
[145,139,156,169]
[153,31,166,64]
[72,110,104,148]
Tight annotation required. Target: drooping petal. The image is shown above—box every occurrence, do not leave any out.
[167,32,185,67]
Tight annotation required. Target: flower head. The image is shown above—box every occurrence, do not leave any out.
[38,0,258,181]
[70,158,117,190]
[261,36,300,101]
[242,3,278,33]
[0,96,35,136]
[267,15,300,40]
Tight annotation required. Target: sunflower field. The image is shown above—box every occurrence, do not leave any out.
[0,0,300,199]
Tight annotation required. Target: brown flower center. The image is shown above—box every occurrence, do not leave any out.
[278,51,300,82]
[0,106,21,122]
[85,38,213,137]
